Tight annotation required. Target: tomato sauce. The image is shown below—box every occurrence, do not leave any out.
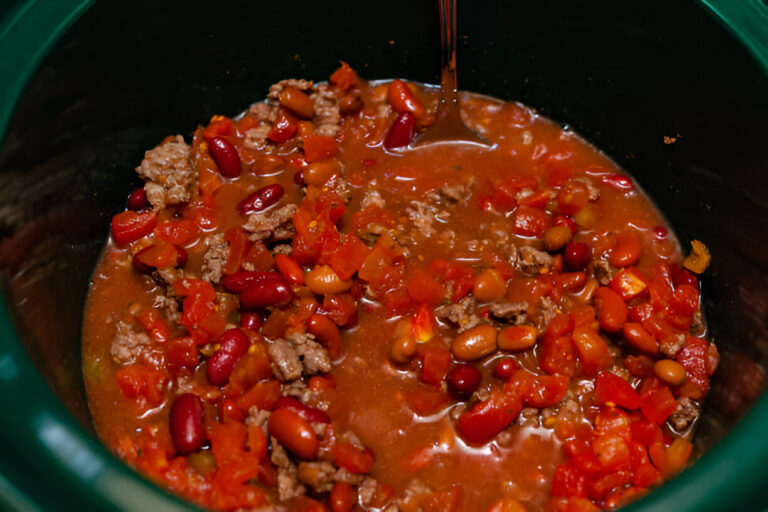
[83,64,716,511]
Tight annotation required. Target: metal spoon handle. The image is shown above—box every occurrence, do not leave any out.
[438,0,458,105]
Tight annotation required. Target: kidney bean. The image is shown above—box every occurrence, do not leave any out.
[654,359,687,386]
[239,312,264,331]
[623,322,659,355]
[384,112,416,150]
[222,270,284,293]
[169,393,205,454]
[131,251,153,274]
[274,396,330,424]
[388,79,426,119]
[302,159,340,186]
[127,187,149,211]
[274,253,305,286]
[279,86,314,119]
[305,265,353,295]
[208,136,242,178]
[329,482,356,512]
[671,265,698,288]
[452,324,498,361]
[237,184,284,215]
[564,241,591,270]
[594,287,628,333]
[219,397,245,423]
[268,408,318,460]
[176,246,188,267]
[446,364,482,399]
[556,180,590,215]
[473,268,506,302]
[600,173,634,192]
[498,325,538,352]
[207,328,249,386]
[307,313,342,359]
[609,231,643,268]
[390,336,417,365]
[492,358,521,380]
[239,275,293,310]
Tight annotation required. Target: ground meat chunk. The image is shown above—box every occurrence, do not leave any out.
[110,321,151,364]
[437,182,470,202]
[310,83,341,137]
[660,333,686,358]
[297,461,336,493]
[332,176,352,202]
[358,477,379,507]
[488,301,529,325]
[517,246,554,276]
[405,200,445,238]
[200,233,229,284]
[268,79,314,100]
[435,297,483,332]
[152,294,180,323]
[136,135,196,209]
[244,204,297,242]
[250,102,279,123]
[334,467,364,486]
[267,339,303,382]
[270,437,305,501]
[575,177,601,201]
[669,397,699,431]
[535,296,559,331]
[288,332,332,375]
[517,407,540,428]
[246,407,271,434]
[281,379,322,408]
[591,259,618,286]
[152,267,184,290]
[690,310,706,337]
[243,125,272,150]
[272,243,293,255]
[361,188,385,209]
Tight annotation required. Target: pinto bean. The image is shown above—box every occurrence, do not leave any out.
[268,408,319,460]
[610,231,643,268]
[655,359,687,386]
[544,225,572,251]
[306,265,353,295]
[498,325,538,352]
[279,86,314,119]
[390,336,417,365]
[594,287,628,333]
[473,268,506,302]
[452,324,498,361]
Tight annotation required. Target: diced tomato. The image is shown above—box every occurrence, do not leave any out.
[329,61,360,90]
[592,434,631,471]
[630,417,664,446]
[223,227,250,275]
[589,469,631,501]
[165,336,198,369]
[609,267,648,301]
[320,293,357,326]
[210,422,247,465]
[541,335,579,377]
[456,390,521,444]
[594,371,641,410]
[513,206,551,238]
[407,268,446,306]
[116,364,167,406]
[640,386,678,424]
[420,344,451,386]
[333,442,374,474]
[429,259,475,302]
[551,463,589,498]
[571,327,611,376]
[328,235,370,280]
[243,241,274,272]
[236,379,281,412]
[111,210,157,246]
[303,135,339,163]
[675,336,710,399]
[154,219,200,246]
[630,442,660,487]
[524,374,569,408]
[203,115,234,141]
[134,240,181,270]
[138,308,170,342]
[407,387,449,416]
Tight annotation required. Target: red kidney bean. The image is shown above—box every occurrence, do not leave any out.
[294,170,304,185]
[208,136,242,178]
[207,328,249,386]
[492,357,520,380]
[446,364,482,399]
[237,184,284,215]
[131,251,153,274]
[239,312,264,331]
[176,246,188,267]
[274,396,330,424]
[127,187,149,211]
[384,112,416,149]
[671,265,698,288]
[564,241,591,270]
[268,408,318,460]
[169,393,205,454]
[222,270,283,293]
[239,276,293,310]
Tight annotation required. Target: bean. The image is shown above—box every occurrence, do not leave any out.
[222,270,283,293]
[208,136,242,178]
[623,322,659,355]
[388,79,426,119]
[240,276,293,310]
[446,364,482,399]
[594,287,628,333]
[274,396,330,424]
[279,86,314,119]
[543,225,572,251]
[237,184,284,215]
[329,482,356,512]
[207,328,249,385]
[487,497,527,512]
[473,268,506,302]
[239,312,264,331]
[305,265,353,295]
[654,359,687,386]
[609,231,643,268]
[268,408,319,460]
[176,246,188,267]
[492,358,520,380]
[307,313,342,359]
[302,159,340,186]
[169,393,205,454]
[390,336,417,365]
[384,112,416,150]
[219,397,245,423]
[452,324,498,361]
[573,203,598,229]
[498,325,538,352]
[275,253,305,286]
[127,187,149,211]
[564,241,591,270]
[556,180,589,215]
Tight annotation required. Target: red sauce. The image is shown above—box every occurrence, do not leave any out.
[83,63,717,512]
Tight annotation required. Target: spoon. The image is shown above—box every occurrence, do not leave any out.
[414,0,491,148]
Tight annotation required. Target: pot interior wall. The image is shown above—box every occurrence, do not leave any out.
[0,0,766,472]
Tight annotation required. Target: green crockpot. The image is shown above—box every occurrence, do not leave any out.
[1,1,767,510]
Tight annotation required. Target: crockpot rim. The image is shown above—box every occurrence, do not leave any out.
[0,0,767,510]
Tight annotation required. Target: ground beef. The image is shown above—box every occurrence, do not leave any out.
[152,293,180,323]
[405,200,446,238]
[244,204,297,242]
[660,333,686,358]
[361,188,385,209]
[358,477,379,507]
[270,437,305,501]
[535,296,559,331]
[268,79,314,100]
[281,379,320,407]
[435,297,483,332]
[243,125,272,150]
[200,233,229,284]
[152,267,184,290]
[246,407,271,435]
[669,397,699,431]
[250,102,279,123]
[272,243,293,255]
[334,467,364,486]
[437,182,471,202]
[136,135,196,209]
[690,310,706,337]
[310,83,341,137]
[517,246,554,276]
[517,407,540,428]
[288,332,332,375]
[297,461,336,493]
[575,177,601,201]
[488,301,529,325]
[332,176,352,202]
[110,321,152,364]
[267,339,303,381]
[591,259,618,286]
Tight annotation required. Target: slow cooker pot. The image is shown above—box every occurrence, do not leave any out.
[1,0,767,510]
